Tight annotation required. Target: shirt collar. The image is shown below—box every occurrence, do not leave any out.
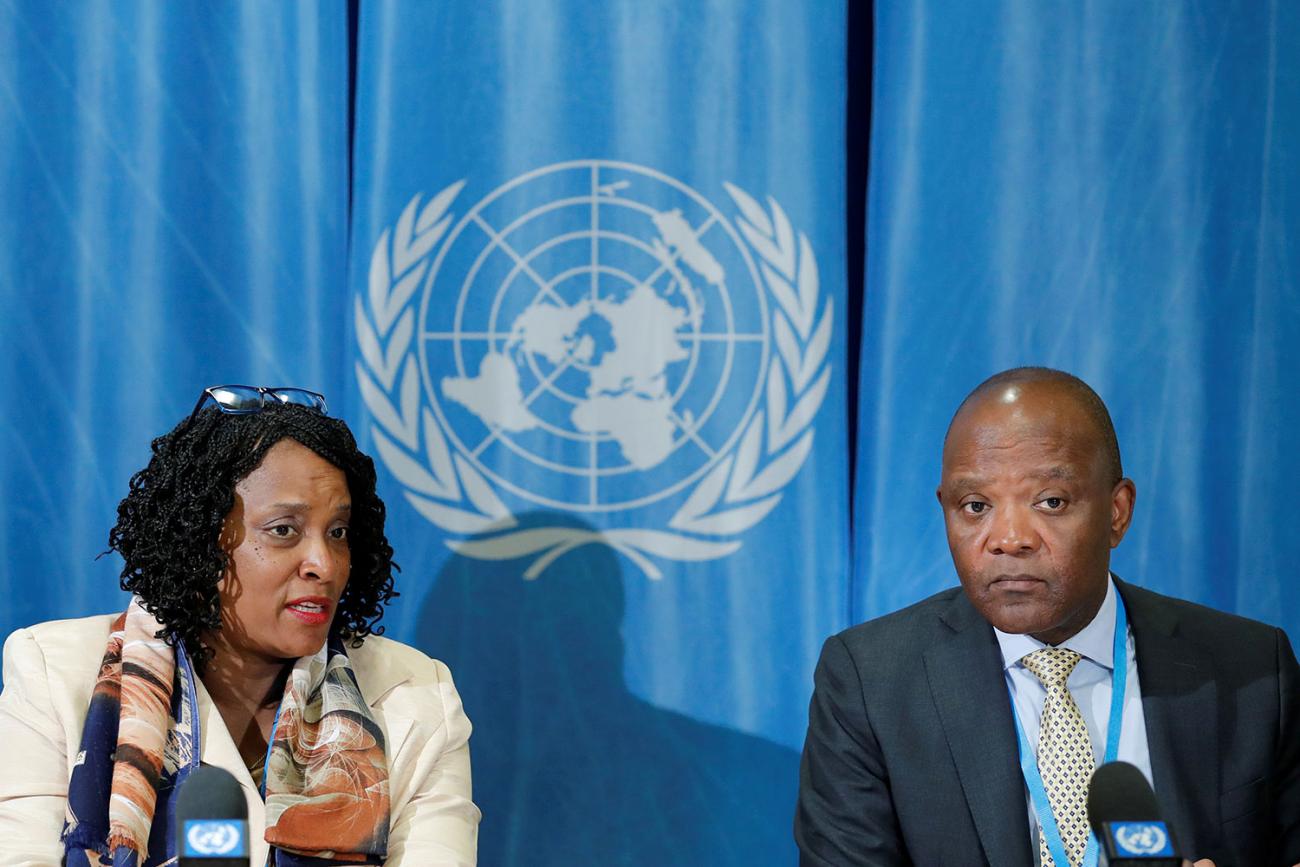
[994,575,1117,671]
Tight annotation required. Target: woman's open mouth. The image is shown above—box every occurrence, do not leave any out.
[285,597,332,625]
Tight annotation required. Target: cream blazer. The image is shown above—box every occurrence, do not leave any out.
[0,615,480,867]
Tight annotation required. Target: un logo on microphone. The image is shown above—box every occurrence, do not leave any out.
[182,819,248,857]
[1111,821,1174,856]
[357,161,832,578]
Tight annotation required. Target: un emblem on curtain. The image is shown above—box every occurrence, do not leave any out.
[355,161,832,578]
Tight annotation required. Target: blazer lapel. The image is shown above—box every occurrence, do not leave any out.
[349,637,417,762]
[350,637,413,708]
[1118,580,1222,858]
[923,594,1035,867]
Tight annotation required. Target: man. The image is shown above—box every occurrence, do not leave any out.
[795,367,1299,866]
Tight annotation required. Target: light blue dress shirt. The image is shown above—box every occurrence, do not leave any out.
[993,576,1152,861]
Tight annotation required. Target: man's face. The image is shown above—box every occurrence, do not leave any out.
[937,384,1135,645]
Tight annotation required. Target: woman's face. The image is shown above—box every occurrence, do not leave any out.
[213,438,352,665]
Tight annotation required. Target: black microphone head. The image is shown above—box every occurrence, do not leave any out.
[175,765,250,866]
[1087,761,1180,864]
[1087,760,1161,824]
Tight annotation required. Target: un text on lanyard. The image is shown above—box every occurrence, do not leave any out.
[1009,592,1128,867]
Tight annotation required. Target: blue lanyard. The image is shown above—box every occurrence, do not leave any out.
[259,700,284,867]
[1009,591,1129,867]
[259,701,283,802]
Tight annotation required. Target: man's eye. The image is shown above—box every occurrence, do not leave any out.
[963,502,988,515]
[1038,497,1065,510]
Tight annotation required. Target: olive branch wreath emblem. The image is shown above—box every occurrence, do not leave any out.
[355,174,832,579]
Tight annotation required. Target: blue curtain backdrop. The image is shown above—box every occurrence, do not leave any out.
[854,0,1300,636]
[348,4,846,863]
[0,2,1296,865]
[0,2,351,632]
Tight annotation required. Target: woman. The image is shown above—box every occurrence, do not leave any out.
[0,386,479,866]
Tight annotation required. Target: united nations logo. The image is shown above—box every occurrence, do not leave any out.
[1112,821,1171,856]
[355,161,832,578]
[184,820,245,856]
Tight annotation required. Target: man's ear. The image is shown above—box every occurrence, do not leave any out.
[1109,478,1136,547]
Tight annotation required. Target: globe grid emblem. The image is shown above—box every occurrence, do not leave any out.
[185,820,243,856]
[420,161,768,512]
[1113,822,1170,855]
[356,160,833,578]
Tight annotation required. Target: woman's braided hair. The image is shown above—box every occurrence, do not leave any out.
[108,402,398,670]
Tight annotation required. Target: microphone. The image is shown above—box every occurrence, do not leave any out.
[174,765,250,866]
[1087,761,1180,866]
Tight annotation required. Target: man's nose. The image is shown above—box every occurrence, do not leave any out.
[986,505,1039,555]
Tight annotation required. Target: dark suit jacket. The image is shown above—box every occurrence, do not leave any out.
[795,578,1300,866]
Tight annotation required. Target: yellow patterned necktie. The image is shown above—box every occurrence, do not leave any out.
[1020,647,1096,867]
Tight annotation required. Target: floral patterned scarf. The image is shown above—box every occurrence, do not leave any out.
[62,598,390,866]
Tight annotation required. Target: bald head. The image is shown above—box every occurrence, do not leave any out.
[937,367,1136,644]
[945,367,1122,484]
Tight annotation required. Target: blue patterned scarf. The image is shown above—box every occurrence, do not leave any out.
[61,600,390,866]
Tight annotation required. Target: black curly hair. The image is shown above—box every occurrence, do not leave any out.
[108,402,398,669]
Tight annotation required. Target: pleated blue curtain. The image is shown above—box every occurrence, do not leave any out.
[348,4,847,863]
[0,3,1297,866]
[855,1,1300,634]
[0,3,351,627]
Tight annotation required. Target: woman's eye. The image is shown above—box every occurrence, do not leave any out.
[268,524,297,538]
[329,526,349,540]
[963,502,988,515]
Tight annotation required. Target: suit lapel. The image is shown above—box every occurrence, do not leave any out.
[924,594,1035,867]
[348,637,416,763]
[1118,580,1222,858]
[349,636,413,708]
